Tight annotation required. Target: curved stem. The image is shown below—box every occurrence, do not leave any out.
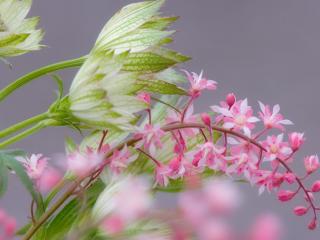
[0,112,48,139]
[0,56,86,102]
[0,122,46,148]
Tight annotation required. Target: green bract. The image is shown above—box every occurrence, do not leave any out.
[0,0,43,57]
[68,0,189,131]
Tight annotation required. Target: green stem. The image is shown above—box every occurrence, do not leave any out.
[0,112,49,139]
[0,56,86,102]
[0,122,46,148]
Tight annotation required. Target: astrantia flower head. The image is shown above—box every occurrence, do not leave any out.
[0,0,43,58]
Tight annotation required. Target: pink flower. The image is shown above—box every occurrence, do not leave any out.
[294,206,308,216]
[212,99,260,136]
[277,190,295,202]
[226,152,258,180]
[258,102,293,130]
[183,70,217,98]
[262,134,292,161]
[155,164,171,186]
[67,149,103,177]
[16,154,48,180]
[137,92,151,106]
[288,132,305,151]
[166,104,197,137]
[191,142,226,171]
[304,155,319,174]
[197,220,234,240]
[134,124,165,155]
[109,145,138,174]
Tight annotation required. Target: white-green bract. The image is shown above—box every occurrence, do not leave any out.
[68,0,189,131]
[0,0,43,57]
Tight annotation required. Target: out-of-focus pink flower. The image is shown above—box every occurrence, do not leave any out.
[183,70,217,98]
[258,102,293,130]
[37,168,62,192]
[262,134,292,162]
[101,177,152,234]
[0,209,16,239]
[304,155,319,174]
[203,179,241,215]
[277,190,295,202]
[212,99,260,136]
[134,124,165,155]
[201,113,212,127]
[137,92,151,106]
[249,214,283,240]
[198,220,234,240]
[288,132,305,151]
[109,145,138,174]
[16,154,48,180]
[67,149,103,177]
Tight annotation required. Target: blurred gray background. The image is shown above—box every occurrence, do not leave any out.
[1,0,320,239]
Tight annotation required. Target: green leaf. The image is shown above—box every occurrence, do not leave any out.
[45,180,105,239]
[137,78,187,95]
[0,157,8,197]
[123,52,177,73]
[152,47,191,63]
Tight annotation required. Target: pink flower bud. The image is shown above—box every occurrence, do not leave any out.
[137,92,151,106]
[304,155,319,174]
[226,93,236,108]
[288,132,305,151]
[293,206,308,216]
[311,180,320,192]
[308,218,317,230]
[277,190,295,202]
[201,113,211,127]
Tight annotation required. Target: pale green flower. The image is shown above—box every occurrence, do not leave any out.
[0,0,43,57]
[68,0,189,131]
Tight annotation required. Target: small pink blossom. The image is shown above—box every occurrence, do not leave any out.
[16,154,48,180]
[262,134,292,162]
[134,124,165,155]
[183,70,217,98]
[304,155,319,174]
[258,102,293,130]
[137,92,151,106]
[155,164,171,186]
[212,99,260,136]
[288,132,305,151]
[294,206,308,216]
[191,142,226,171]
[109,145,138,174]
